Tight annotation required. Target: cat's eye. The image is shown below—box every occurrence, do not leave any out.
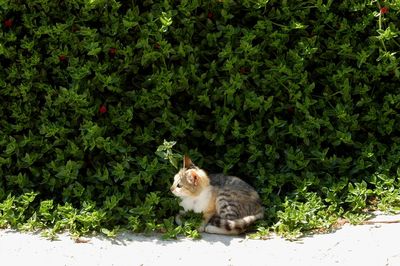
[177,183,182,188]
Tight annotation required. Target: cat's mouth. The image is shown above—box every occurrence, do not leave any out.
[170,186,179,196]
[171,187,188,198]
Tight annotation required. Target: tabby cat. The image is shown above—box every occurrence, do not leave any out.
[170,155,264,235]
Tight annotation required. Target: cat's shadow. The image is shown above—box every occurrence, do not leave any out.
[0,229,240,247]
[106,231,243,247]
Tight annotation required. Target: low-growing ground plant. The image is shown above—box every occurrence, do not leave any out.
[1,0,400,239]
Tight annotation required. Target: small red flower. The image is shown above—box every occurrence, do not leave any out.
[240,67,250,74]
[99,105,107,114]
[108,47,117,57]
[71,24,80,32]
[380,6,389,14]
[154,43,161,49]
[4,19,13,28]
[58,55,67,62]
[207,12,214,19]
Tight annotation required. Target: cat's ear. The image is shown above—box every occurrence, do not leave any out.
[189,171,199,186]
[183,155,194,169]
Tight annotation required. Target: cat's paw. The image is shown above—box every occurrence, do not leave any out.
[197,221,207,232]
[204,224,235,235]
[175,214,183,226]
[197,224,205,232]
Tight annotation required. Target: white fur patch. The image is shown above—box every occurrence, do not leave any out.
[179,186,212,213]
[243,216,253,224]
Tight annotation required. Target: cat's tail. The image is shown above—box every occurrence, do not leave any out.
[207,210,264,234]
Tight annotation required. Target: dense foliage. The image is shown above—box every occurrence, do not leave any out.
[1,0,400,238]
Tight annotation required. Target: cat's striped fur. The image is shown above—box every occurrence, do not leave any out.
[170,155,264,235]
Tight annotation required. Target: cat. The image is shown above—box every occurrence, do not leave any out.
[170,155,264,235]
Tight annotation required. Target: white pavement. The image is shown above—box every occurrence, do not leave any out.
[0,212,399,266]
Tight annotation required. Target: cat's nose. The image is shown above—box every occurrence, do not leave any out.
[170,186,174,192]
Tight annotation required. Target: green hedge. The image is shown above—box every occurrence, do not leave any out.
[1,0,400,237]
